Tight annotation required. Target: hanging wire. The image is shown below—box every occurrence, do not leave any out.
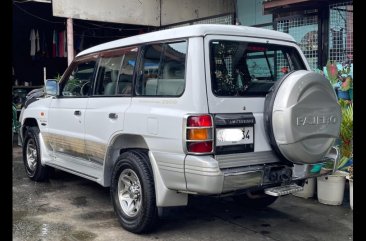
[13,0,51,2]
[13,2,65,24]
[13,2,149,33]
[13,1,152,40]
[13,0,39,3]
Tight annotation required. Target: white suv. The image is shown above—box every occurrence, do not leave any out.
[19,24,341,233]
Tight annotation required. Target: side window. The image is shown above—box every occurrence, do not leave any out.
[94,56,123,96]
[117,48,138,95]
[136,41,187,96]
[62,61,96,97]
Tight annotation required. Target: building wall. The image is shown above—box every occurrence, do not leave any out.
[161,0,234,26]
[52,0,161,26]
[53,0,234,27]
[237,0,272,26]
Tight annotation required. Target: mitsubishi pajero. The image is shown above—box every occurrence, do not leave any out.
[19,24,341,233]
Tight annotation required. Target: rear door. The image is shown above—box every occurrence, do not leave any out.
[204,35,307,155]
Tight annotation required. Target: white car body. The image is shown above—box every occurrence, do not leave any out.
[20,24,340,212]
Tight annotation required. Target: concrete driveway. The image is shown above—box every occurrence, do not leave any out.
[13,141,353,241]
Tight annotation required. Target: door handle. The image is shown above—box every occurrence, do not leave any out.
[109,113,118,119]
[74,110,81,116]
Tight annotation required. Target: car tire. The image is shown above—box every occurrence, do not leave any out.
[233,191,278,209]
[22,127,49,181]
[110,150,158,233]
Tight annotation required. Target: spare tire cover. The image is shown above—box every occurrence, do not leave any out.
[264,70,341,164]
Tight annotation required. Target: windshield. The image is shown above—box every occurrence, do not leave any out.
[209,40,306,97]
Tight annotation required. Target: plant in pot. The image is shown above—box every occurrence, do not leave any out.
[317,100,353,205]
[325,60,353,100]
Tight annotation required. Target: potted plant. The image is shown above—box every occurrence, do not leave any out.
[317,100,353,205]
[325,60,339,86]
[324,61,353,100]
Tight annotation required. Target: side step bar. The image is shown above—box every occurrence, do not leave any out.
[264,184,303,196]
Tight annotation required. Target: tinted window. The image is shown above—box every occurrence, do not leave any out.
[210,41,305,97]
[62,61,96,97]
[135,41,187,97]
[117,48,138,95]
[93,48,138,96]
[94,56,123,96]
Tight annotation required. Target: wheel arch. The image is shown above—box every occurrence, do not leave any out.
[102,133,188,207]
[103,134,149,187]
[21,118,39,142]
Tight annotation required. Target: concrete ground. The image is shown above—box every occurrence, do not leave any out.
[13,137,353,241]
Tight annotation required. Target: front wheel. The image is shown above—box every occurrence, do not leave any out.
[22,127,49,181]
[110,150,157,233]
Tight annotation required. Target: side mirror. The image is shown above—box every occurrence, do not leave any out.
[45,79,59,96]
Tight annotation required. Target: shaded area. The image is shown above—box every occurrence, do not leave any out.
[13,136,353,241]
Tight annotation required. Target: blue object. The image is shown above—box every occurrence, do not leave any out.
[310,164,323,173]
[349,88,353,100]
[337,89,350,100]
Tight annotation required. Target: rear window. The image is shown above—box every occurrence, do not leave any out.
[209,40,306,97]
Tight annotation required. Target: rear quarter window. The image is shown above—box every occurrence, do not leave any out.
[135,41,187,97]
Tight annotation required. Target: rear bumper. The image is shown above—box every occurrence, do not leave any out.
[184,146,340,195]
[184,154,273,194]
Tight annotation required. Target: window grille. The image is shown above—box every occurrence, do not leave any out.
[253,23,274,30]
[193,14,233,25]
[329,1,353,64]
[276,14,319,70]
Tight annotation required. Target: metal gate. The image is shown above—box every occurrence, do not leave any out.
[329,1,353,64]
[275,12,319,70]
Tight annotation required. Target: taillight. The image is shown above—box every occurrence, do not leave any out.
[187,115,212,127]
[185,115,213,154]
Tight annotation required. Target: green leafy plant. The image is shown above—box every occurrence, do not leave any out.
[54,73,62,82]
[325,60,339,85]
[339,99,353,158]
[324,61,353,91]
[323,156,350,171]
[340,75,352,91]
[321,99,353,173]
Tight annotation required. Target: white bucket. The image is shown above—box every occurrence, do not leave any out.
[349,179,353,210]
[317,174,346,205]
[293,178,315,198]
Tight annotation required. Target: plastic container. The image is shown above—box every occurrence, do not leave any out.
[349,179,353,210]
[293,178,315,199]
[317,173,346,205]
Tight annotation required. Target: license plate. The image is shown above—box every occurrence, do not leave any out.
[216,127,254,146]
